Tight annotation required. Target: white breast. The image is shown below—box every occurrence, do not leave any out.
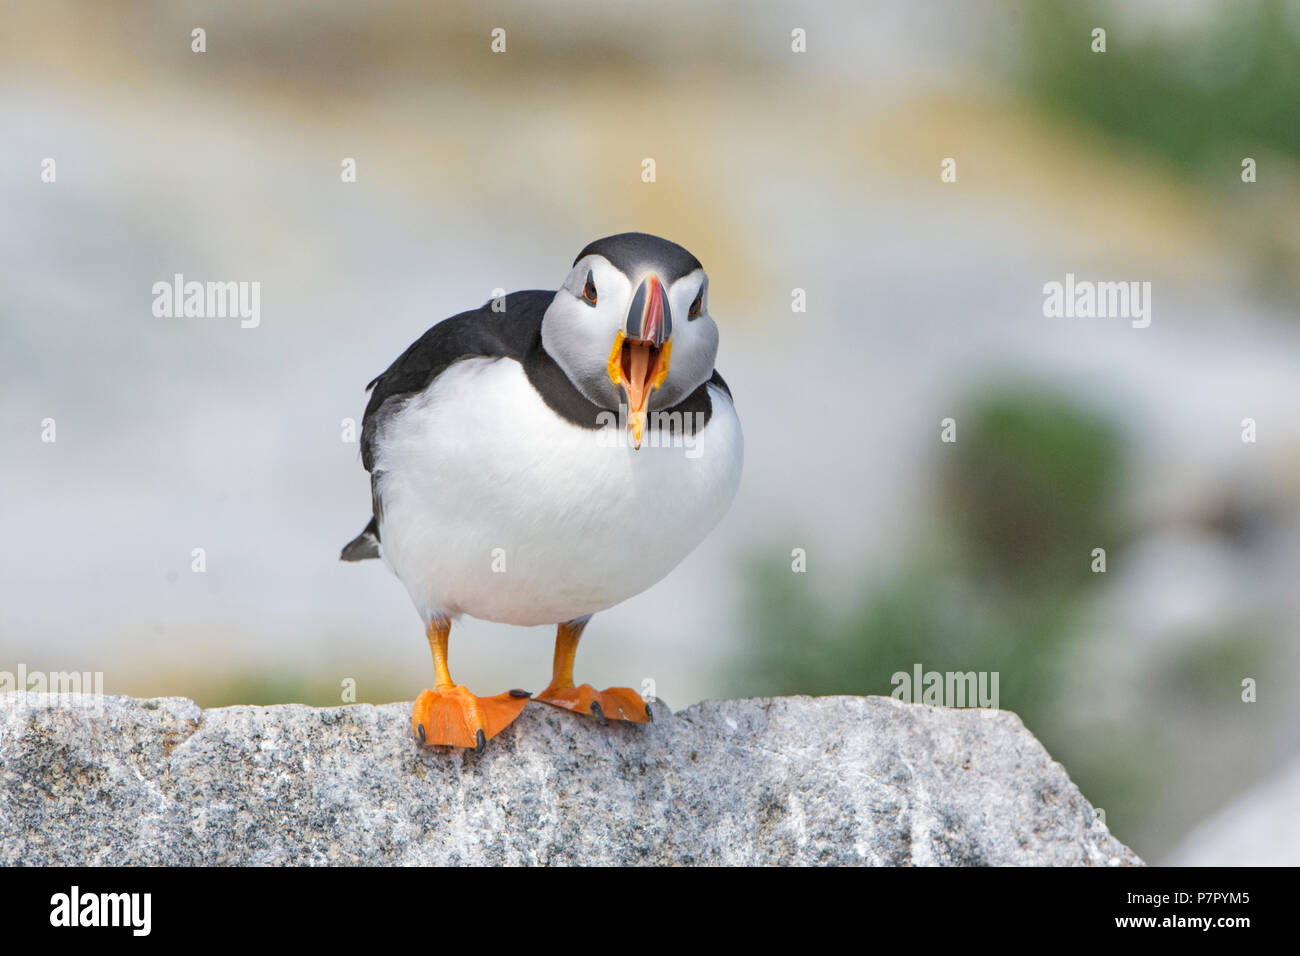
[372,357,743,626]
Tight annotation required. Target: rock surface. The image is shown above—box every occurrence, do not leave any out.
[0,692,1140,865]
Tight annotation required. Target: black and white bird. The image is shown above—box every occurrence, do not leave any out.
[341,233,743,750]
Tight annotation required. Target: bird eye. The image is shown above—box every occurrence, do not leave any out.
[688,288,703,318]
[582,271,598,306]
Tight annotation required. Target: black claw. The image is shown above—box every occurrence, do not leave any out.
[590,700,607,726]
[508,688,531,698]
[417,723,426,744]
[474,728,487,752]
[645,704,654,722]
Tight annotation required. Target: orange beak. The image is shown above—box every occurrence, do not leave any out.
[607,274,672,449]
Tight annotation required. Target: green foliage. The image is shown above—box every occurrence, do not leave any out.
[737,386,1122,709]
[941,388,1123,592]
[183,671,408,709]
[735,387,1156,824]
[1020,0,1300,171]
[736,381,1287,856]
[737,554,1078,726]
[1160,624,1270,704]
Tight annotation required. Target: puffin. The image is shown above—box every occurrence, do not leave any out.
[341,233,743,750]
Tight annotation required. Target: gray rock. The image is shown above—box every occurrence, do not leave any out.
[0,692,1140,865]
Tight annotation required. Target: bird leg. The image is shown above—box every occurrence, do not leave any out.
[533,618,652,723]
[410,618,530,750]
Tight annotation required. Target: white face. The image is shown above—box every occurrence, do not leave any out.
[541,254,719,414]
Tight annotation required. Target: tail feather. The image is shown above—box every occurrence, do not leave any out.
[340,517,381,561]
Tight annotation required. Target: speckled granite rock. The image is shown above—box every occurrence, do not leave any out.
[0,692,1140,865]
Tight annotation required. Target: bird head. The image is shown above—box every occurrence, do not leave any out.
[541,233,719,447]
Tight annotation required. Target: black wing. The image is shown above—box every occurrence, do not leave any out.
[339,290,554,560]
[359,290,555,471]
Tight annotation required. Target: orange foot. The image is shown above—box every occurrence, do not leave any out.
[534,684,652,724]
[411,686,531,751]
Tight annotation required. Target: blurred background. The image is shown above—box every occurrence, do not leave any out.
[2,0,1298,864]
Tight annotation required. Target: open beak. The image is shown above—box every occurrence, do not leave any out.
[607,274,672,449]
